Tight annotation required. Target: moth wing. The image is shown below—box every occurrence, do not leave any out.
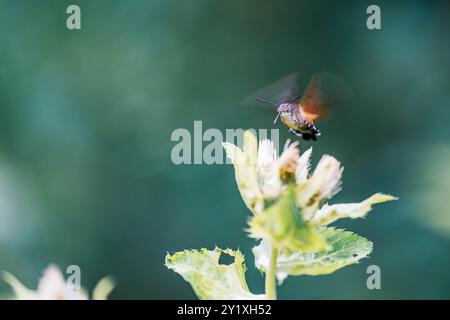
[302,110,322,122]
[300,72,353,121]
[242,73,300,108]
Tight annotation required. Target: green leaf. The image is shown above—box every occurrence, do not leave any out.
[309,193,398,226]
[248,188,327,252]
[253,228,373,283]
[165,247,265,300]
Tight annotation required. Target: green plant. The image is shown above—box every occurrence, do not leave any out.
[165,131,397,299]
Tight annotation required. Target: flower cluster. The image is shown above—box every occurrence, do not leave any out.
[223,130,396,255]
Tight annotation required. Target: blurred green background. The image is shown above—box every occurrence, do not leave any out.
[0,0,449,299]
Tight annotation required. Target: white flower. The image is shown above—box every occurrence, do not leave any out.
[2,264,115,300]
[223,130,396,226]
[313,155,343,199]
[223,132,304,213]
[295,147,312,185]
[297,154,343,220]
[256,139,281,198]
[278,140,300,181]
[257,139,300,198]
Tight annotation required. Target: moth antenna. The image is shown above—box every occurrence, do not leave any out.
[255,98,276,106]
[288,95,301,103]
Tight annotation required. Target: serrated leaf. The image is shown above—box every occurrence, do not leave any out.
[253,228,373,283]
[309,193,398,226]
[165,247,265,300]
[248,188,327,252]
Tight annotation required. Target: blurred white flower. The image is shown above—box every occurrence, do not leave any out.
[2,264,114,300]
[36,265,87,300]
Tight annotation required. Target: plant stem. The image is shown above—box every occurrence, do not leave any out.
[265,244,278,300]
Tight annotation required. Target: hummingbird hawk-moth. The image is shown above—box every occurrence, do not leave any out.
[244,72,353,140]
